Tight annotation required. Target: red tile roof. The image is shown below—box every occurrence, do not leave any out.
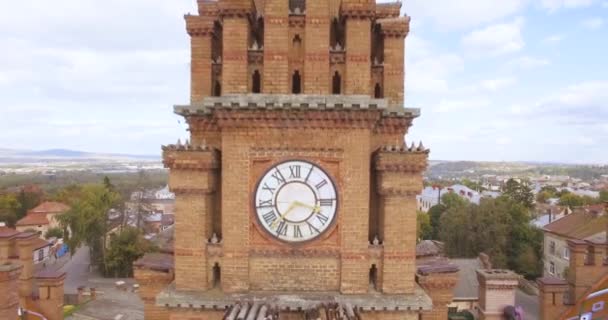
[543,209,607,239]
[28,201,69,214]
[16,213,50,226]
[32,238,51,250]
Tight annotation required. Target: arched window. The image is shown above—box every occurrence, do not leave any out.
[212,263,221,288]
[374,83,382,98]
[252,70,261,93]
[292,71,301,94]
[369,264,378,291]
[332,71,341,94]
[213,81,221,97]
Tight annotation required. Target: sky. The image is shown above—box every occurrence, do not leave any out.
[0,0,607,163]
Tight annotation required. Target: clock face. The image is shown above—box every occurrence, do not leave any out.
[254,160,338,243]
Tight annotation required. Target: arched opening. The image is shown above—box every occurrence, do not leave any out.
[212,263,221,288]
[374,83,383,98]
[252,70,261,93]
[330,17,345,49]
[213,81,221,97]
[369,264,378,291]
[332,71,341,94]
[292,71,301,94]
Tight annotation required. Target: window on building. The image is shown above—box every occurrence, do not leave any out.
[292,71,301,94]
[549,262,555,275]
[332,71,341,94]
[369,264,378,291]
[549,241,556,255]
[374,83,383,98]
[212,263,221,288]
[38,249,44,262]
[563,247,570,260]
[252,70,261,93]
[213,81,221,97]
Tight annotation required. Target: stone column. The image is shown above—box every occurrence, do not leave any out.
[417,265,459,320]
[476,269,520,320]
[341,1,373,95]
[304,0,330,94]
[35,272,66,320]
[186,15,215,103]
[537,277,569,320]
[219,1,252,94]
[15,233,36,306]
[263,0,289,93]
[378,17,410,111]
[163,144,219,291]
[0,263,22,320]
[375,147,428,294]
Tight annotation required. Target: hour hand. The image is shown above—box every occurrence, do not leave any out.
[294,201,321,213]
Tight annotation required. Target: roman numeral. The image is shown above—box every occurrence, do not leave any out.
[306,221,320,234]
[262,211,277,226]
[319,199,334,207]
[305,166,314,182]
[316,213,329,225]
[258,199,273,208]
[276,221,288,236]
[293,225,303,238]
[271,169,286,185]
[315,180,328,190]
[262,183,276,194]
[289,165,301,179]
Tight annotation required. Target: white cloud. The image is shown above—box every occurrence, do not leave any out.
[543,34,564,44]
[407,54,464,94]
[507,56,551,69]
[541,0,596,11]
[404,0,527,29]
[462,18,525,56]
[479,77,517,91]
[581,17,605,29]
[433,98,491,113]
[531,81,608,125]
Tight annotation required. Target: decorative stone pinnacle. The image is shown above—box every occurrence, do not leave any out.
[210,233,219,244]
[417,141,425,151]
[410,142,416,152]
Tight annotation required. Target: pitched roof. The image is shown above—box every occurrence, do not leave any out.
[16,213,50,226]
[32,238,51,250]
[543,209,608,239]
[0,226,20,238]
[28,201,70,214]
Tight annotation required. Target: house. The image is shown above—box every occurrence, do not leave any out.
[155,185,175,200]
[417,184,485,212]
[542,204,607,279]
[32,237,52,264]
[15,201,69,237]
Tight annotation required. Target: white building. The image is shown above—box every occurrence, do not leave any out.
[155,185,175,200]
[417,184,488,212]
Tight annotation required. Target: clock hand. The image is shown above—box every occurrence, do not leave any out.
[271,202,297,228]
[293,201,322,213]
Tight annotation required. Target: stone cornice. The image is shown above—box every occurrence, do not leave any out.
[197,0,219,17]
[184,15,216,37]
[341,2,375,19]
[375,3,401,19]
[375,148,429,174]
[218,1,252,18]
[289,15,306,28]
[162,145,220,171]
[377,16,411,38]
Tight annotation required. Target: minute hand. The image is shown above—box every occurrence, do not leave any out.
[294,201,321,213]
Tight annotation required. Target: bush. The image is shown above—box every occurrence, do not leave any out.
[45,227,64,239]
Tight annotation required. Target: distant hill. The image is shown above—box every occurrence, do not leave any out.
[0,148,159,163]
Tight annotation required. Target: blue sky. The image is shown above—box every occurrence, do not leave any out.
[0,0,606,163]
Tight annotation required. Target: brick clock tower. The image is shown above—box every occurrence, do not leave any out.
[134,1,459,319]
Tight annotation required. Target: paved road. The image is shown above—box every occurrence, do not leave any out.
[516,288,539,320]
[60,246,92,294]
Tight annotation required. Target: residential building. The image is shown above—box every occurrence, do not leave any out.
[531,204,571,228]
[542,205,607,279]
[15,201,69,237]
[417,184,489,212]
[32,237,52,265]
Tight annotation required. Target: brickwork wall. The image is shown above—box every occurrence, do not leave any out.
[222,17,249,94]
[344,18,371,95]
[360,311,419,320]
[0,264,22,320]
[35,277,66,320]
[169,310,225,320]
[250,256,339,291]
[16,235,35,307]
[134,268,173,320]
[417,272,459,320]
[304,0,330,94]
[383,35,405,108]
[173,193,210,291]
[263,0,289,93]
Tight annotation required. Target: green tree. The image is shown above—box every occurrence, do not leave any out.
[461,179,484,192]
[439,203,474,258]
[103,227,156,277]
[601,190,608,202]
[57,183,120,270]
[0,194,22,227]
[416,211,432,241]
[536,190,553,204]
[442,192,468,209]
[16,188,42,220]
[559,193,585,208]
[44,227,64,239]
[502,179,534,209]
[428,204,446,240]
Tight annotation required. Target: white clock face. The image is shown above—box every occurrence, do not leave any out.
[254,160,338,243]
